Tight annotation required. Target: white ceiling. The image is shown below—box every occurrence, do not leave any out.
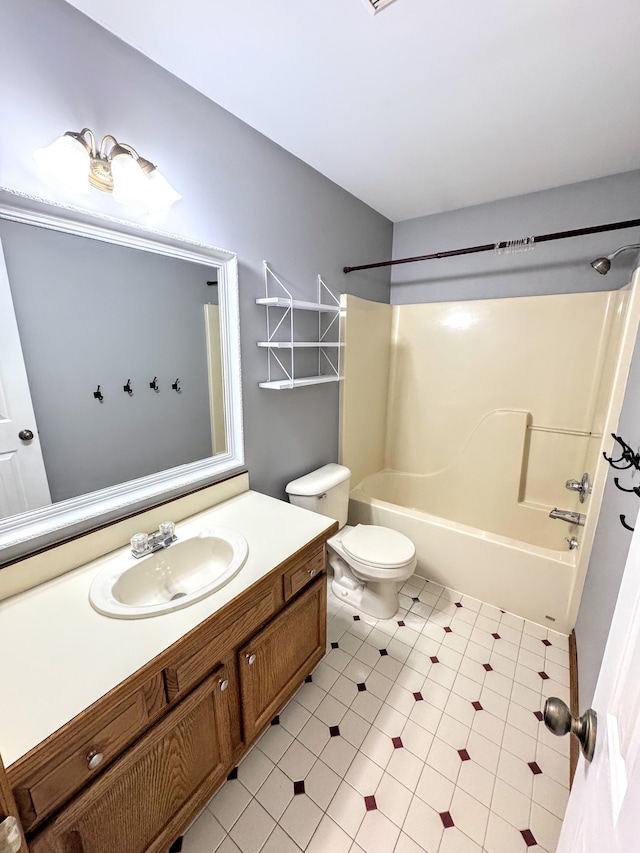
[64,0,640,222]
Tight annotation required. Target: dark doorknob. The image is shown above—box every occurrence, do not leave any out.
[544,697,597,761]
[18,429,34,441]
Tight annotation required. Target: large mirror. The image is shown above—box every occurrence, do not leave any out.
[0,189,243,564]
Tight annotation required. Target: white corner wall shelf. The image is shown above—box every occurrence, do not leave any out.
[257,261,342,390]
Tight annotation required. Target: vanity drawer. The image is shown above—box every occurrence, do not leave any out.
[282,544,325,601]
[163,582,279,702]
[12,672,166,832]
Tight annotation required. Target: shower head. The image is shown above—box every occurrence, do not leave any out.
[590,243,640,275]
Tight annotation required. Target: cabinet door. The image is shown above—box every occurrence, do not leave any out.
[0,753,27,853]
[30,668,234,853]
[239,576,326,741]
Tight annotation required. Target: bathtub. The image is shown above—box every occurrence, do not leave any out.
[349,469,578,633]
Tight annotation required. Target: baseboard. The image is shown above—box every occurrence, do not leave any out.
[569,629,579,786]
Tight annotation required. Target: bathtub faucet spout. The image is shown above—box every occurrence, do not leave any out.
[549,508,586,526]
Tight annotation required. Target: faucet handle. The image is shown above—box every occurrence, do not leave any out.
[131,532,149,556]
[159,521,175,539]
[565,473,591,503]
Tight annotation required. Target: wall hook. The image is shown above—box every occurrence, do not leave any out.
[149,376,159,392]
[172,378,181,393]
[123,379,133,396]
[613,476,640,496]
[620,514,635,532]
[93,385,104,402]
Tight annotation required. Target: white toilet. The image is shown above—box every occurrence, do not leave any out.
[285,463,417,619]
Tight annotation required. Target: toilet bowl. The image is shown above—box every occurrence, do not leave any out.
[285,464,417,619]
[327,523,416,618]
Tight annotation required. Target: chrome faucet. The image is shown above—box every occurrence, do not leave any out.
[565,472,591,503]
[130,521,177,558]
[549,508,586,527]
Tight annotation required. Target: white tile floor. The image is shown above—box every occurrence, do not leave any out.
[183,575,571,853]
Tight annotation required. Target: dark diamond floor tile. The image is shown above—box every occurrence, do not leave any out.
[521,829,537,847]
[455,602,463,608]
[271,715,280,726]
[357,682,367,692]
[472,701,483,711]
[353,615,361,621]
[329,725,340,737]
[483,663,493,672]
[227,767,238,781]
[392,736,403,749]
[305,675,313,683]
[542,638,552,647]
[413,692,424,702]
[458,749,470,761]
[492,633,501,640]
[293,780,305,795]
[440,811,455,829]
[430,656,439,664]
[443,626,453,633]
[528,762,542,775]
[534,710,544,721]
[364,795,377,811]
[538,671,550,680]
[397,620,405,627]
[331,642,339,649]
[379,648,389,656]
[412,596,420,602]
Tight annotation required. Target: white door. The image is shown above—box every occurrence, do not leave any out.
[0,239,51,518]
[558,505,640,851]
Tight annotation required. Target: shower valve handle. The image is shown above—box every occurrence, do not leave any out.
[565,473,591,503]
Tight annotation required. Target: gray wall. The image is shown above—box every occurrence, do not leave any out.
[0,0,392,502]
[391,174,640,709]
[574,349,640,708]
[392,171,640,303]
[0,218,217,502]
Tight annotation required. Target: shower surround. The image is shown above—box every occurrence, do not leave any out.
[340,277,640,632]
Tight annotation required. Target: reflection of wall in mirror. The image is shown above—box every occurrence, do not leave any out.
[204,304,226,456]
[0,218,224,504]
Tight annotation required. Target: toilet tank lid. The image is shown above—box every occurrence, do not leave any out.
[285,463,351,496]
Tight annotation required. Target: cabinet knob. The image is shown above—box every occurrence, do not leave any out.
[308,568,316,577]
[219,678,229,691]
[86,749,104,770]
[246,653,256,665]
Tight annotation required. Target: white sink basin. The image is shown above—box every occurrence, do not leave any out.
[89,527,249,619]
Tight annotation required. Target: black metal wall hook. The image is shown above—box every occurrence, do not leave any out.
[123,379,133,396]
[613,477,640,497]
[603,432,640,470]
[149,376,159,392]
[172,378,181,393]
[620,514,635,532]
[93,385,104,402]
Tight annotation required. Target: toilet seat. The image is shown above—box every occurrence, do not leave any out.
[341,524,415,569]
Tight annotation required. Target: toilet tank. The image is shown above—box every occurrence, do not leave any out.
[285,464,351,528]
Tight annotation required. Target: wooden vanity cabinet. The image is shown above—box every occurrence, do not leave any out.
[240,576,326,741]
[13,533,332,853]
[29,667,234,853]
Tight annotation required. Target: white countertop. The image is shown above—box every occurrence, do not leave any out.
[0,490,334,768]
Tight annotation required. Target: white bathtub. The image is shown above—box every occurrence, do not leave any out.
[349,470,578,632]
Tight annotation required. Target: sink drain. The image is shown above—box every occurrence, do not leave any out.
[170,592,187,601]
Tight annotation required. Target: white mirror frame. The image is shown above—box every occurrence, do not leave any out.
[0,188,244,562]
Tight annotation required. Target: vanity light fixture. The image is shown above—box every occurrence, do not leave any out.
[34,129,181,215]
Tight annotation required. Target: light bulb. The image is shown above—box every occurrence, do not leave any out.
[145,169,182,215]
[111,152,150,209]
[34,135,91,195]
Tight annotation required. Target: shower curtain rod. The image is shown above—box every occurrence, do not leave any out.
[342,217,640,274]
